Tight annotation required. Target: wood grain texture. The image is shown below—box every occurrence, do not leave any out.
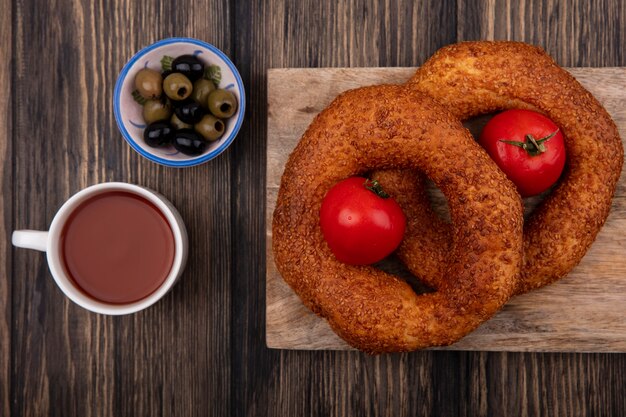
[3,0,626,416]
[457,0,626,66]
[10,0,232,416]
[240,1,616,414]
[232,2,460,417]
[0,0,12,414]
[266,66,626,352]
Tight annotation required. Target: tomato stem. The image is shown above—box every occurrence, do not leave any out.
[499,129,559,157]
[364,179,390,198]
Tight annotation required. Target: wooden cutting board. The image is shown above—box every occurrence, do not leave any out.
[266,67,626,352]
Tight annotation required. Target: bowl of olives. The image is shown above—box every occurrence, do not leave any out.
[114,37,245,167]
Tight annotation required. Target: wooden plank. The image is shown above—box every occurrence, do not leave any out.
[0,0,11,413]
[457,0,626,68]
[266,66,626,352]
[10,0,232,416]
[228,1,277,416]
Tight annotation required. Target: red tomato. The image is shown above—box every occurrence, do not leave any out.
[479,109,566,197]
[320,177,406,265]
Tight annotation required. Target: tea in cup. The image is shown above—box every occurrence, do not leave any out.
[12,182,188,315]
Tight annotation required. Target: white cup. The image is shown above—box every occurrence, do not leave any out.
[12,182,188,315]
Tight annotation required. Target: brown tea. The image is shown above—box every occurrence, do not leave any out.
[60,191,175,304]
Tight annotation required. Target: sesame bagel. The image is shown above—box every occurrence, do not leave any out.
[272,85,523,353]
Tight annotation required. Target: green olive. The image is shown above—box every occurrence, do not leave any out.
[191,79,216,109]
[142,99,172,124]
[207,89,237,118]
[194,114,225,141]
[163,73,193,101]
[134,68,163,99]
[171,113,192,130]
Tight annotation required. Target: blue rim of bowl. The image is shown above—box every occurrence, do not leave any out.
[113,37,246,167]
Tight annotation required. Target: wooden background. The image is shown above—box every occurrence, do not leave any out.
[1,0,624,416]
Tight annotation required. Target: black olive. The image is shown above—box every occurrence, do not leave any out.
[173,129,208,156]
[171,55,204,82]
[143,121,175,147]
[173,99,205,124]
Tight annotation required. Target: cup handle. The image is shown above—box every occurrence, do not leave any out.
[12,230,49,252]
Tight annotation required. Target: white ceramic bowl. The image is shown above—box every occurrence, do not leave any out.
[114,37,245,167]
